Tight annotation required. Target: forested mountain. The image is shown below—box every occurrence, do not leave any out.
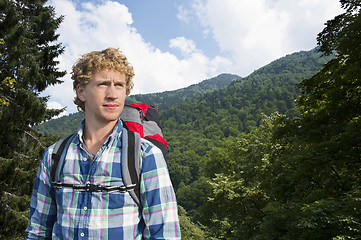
[159,48,333,228]
[35,111,85,137]
[126,73,240,110]
[161,48,331,136]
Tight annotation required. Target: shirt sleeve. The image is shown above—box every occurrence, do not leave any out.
[25,146,57,240]
[140,141,181,239]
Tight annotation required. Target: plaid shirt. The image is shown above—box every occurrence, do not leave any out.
[25,120,181,239]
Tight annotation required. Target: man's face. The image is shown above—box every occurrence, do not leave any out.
[77,69,126,125]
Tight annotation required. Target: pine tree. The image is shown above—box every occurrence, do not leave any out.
[0,0,65,238]
[0,0,65,157]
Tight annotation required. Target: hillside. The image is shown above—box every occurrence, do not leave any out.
[160,47,332,188]
[35,111,86,137]
[126,73,240,110]
[161,48,332,136]
[158,48,334,229]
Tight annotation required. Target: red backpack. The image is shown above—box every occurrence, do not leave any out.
[120,103,168,161]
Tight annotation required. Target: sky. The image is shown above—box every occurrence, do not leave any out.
[45,0,344,114]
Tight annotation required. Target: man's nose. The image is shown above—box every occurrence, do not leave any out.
[106,85,118,99]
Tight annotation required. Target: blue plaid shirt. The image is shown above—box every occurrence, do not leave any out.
[25,120,181,239]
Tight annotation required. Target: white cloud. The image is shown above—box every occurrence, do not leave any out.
[169,37,198,57]
[187,0,343,75]
[176,5,192,24]
[45,0,231,113]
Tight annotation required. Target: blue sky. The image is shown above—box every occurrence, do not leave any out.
[45,0,343,114]
[122,0,220,57]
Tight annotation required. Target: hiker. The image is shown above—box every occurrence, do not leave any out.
[25,48,181,239]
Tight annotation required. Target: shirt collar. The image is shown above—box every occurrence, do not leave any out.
[77,119,124,147]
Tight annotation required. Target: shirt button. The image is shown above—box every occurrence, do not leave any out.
[80,233,85,237]
[82,157,87,161]
[84,206,88,210]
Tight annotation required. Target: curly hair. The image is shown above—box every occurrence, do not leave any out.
[71,48,135,111]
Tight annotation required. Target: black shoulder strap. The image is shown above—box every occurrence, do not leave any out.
[121,127,142,209]
[128,130,141,206]
[51,133,75,183]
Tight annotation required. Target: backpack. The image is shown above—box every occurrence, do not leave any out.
[120,103,168,161]
[51,103,167,208]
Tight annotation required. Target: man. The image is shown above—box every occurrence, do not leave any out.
[25,48,181,239]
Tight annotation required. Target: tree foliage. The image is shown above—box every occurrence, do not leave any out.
[0,0,65,157]
[203,1,361,239]
[126,73,239,110]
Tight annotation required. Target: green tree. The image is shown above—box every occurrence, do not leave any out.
[0,38,16,118]
[0,0,65,238]
[178,206,206,240]
[202,115,281,239]
[281,0,361,238]
[0,0,65,157]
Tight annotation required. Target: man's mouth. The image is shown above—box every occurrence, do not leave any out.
[104,104,119,110]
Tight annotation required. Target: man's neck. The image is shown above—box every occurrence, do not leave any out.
[82,118,118,155]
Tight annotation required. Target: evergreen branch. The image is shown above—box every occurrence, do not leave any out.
[13,151,30,159]
[24,130,43,148]
[1,193,28,221]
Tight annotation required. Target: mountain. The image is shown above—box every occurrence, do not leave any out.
[161,48,332,136]
[157,48,334,227]
[35,111,85,137]
[125,73,240,110]
[155,48,331,186]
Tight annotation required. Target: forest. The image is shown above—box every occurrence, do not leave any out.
[1,0,361,239]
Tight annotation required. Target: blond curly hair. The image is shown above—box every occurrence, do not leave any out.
[72,48,135,111]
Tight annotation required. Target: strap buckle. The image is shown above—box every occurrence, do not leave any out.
[52,182,63,189]
[86,183,100,192]
[124,184,137,192]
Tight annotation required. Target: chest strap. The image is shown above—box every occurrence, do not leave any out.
[52,182,136,193]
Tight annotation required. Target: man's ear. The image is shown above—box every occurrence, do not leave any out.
[76,84,86,102]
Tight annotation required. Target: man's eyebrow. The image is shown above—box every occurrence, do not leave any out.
[95,78,125,83]
[94,77,109,80]
[94,78,111,82]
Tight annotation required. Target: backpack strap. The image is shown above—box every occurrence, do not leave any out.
[51,133,76,183]
[121,127,142,208]
[50,127,143,209]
